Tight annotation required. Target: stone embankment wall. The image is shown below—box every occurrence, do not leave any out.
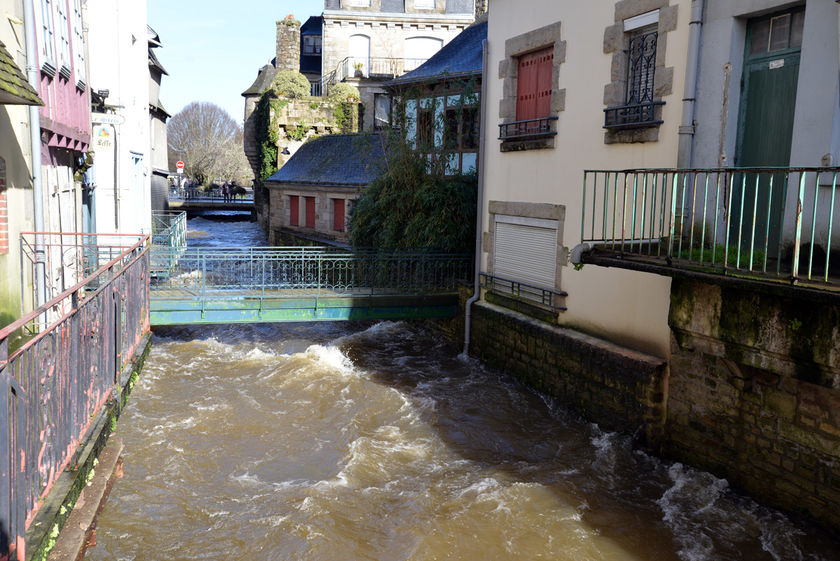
[467,277,840,532]
[666,278,840,531]
[469,301,668,445]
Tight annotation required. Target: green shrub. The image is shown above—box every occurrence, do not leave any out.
[327,83,361,103]
[272,70,310,99]
[349,137,476,253]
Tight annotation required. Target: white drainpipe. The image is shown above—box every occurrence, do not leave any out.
[23,0,47,311]
[463,39,489,357]
[677,0,706,168]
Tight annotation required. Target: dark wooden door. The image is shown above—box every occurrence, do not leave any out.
[733,9,803,256]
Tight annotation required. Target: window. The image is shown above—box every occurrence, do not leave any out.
[290,196,299,227]
[417,108,433,149]
[305,196,316,228]
[374,94,391,131]
[516,47,553,122]
[72,0,85,88]
[462,107,479,150]
[332,199,345,232]
[497,21,564,150]
[749,11,804,55]
[55,0,71,78]
[604,11,663,129]
[303,35,321,56]
[38,0,57,74]
[404,37,443,71]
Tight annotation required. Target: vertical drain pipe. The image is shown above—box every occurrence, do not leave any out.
[677,0,705,168]
[23,0,47,311]
[463,38,489,356]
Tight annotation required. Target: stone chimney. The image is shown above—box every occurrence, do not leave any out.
[275,16,301,72]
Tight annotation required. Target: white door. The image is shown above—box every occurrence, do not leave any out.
[349,34,370,76]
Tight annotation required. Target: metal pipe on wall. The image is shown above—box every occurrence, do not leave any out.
[463,38,489,357]
[677,0,706,169]
[22,0,46,312]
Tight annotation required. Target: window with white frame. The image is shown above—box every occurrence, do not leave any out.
[55,0,72,79]
[72,0,85,88]
[38,0,57,74]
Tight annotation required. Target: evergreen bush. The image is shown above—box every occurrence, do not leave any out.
[272,70,310,99]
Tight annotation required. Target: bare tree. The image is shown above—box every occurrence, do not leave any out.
[167,102,252,185]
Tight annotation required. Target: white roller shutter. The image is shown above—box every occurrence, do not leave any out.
[494,216,558,289]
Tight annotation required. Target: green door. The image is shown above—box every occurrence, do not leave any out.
[733,9,804,258]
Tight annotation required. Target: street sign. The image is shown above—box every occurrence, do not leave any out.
[176,161,184,174]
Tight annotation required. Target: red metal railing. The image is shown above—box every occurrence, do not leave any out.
[1,235,150,561]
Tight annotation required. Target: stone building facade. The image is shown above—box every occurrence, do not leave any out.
[322,0,476,130]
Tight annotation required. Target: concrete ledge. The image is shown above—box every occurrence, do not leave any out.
[46,439,124,561]
[25,333,152,561]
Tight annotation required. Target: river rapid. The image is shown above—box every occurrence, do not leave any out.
[84,215,839,561]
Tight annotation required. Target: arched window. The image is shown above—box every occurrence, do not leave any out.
[404,37,443,71]
[349,34,370,76]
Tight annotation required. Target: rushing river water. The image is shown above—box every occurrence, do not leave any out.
[85,215,839,561]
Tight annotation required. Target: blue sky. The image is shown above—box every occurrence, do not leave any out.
[148,0,323,124]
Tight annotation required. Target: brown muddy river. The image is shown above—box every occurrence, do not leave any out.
[84,216,839,560]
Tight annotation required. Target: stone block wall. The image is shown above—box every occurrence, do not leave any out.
[666,278,840,531]
[469,301,668,445]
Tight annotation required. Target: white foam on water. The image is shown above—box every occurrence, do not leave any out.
[657,463,731,561]
[230,471,263,487]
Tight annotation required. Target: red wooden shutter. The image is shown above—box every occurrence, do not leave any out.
[536,49,553,118]
[516,47,553,121]
[289,195,299,226]
[305,196,316,228]
[333,199,345,232]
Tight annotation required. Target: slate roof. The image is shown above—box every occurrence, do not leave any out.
[387,21,486,88]
[149,48,168,76]
[266,134,386,187]
[242,64,277,97]
[0,41,42,106]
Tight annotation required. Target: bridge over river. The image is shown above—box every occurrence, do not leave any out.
[150,247,472,326]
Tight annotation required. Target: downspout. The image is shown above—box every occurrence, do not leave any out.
[23,0,47,311]
[676,0,705,168]
[463,38,489,357]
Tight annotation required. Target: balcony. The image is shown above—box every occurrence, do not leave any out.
[327,56,429,87]
[603,101,664,130]
[498,116,558,141]
[578,167,840,293]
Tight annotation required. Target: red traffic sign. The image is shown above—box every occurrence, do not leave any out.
[176,161,184,173]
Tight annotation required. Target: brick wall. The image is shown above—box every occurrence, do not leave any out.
[469,301,667,445]
[666,278,840,531]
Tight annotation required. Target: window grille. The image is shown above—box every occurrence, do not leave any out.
[604,28,664,129]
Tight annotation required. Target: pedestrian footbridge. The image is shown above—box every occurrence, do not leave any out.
[150,247,472,325]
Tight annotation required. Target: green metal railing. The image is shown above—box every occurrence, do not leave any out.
[151,211,187,274]
[581,167,840,287]
[149,247,473,324]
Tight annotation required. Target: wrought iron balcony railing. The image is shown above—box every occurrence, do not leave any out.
[603,101,664,129]
[480,273,568,311]
[580,167,840,290]
[498,116,558,141]
[329,56,429,85]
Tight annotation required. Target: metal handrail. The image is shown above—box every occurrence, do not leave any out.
[1,235,150,555]
[580,167,840,288]
[498,116,558,141]
[480,272,568,310]
[603,100,665,129]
